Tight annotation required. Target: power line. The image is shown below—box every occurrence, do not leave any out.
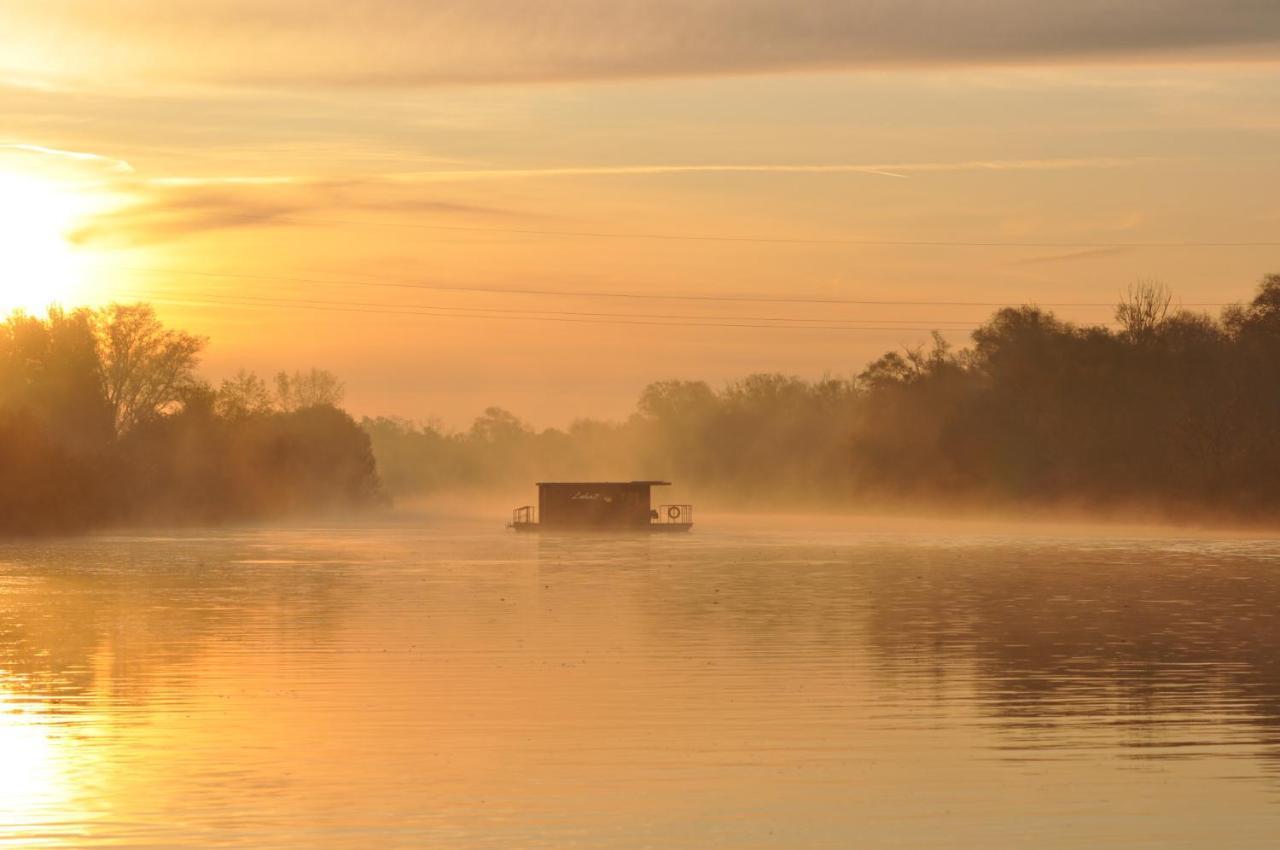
[108,288,991,333]
[114,286,984,327]
[119,265,1231,309]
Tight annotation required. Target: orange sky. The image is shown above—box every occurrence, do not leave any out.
[1,2,1278,426]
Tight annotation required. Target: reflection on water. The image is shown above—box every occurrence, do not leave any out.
[0,697,72,847]
[2,518,1280,848]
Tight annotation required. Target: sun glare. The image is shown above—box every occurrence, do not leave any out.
[0,690,74,836]
[0,170,93,315]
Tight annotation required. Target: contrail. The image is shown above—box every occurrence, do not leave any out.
[136,157,1136,188]
[388,157,1135,182]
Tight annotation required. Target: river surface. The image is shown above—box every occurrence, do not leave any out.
[2,514,1280,848]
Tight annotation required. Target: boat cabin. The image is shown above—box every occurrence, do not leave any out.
[510,481,692,532]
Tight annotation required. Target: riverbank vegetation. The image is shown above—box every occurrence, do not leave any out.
[0,304,380,535]
[368,274,1280,523]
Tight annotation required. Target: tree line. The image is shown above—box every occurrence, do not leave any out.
[0,304,381,535]
[368,274,1280,523]
[6,275,1279,533]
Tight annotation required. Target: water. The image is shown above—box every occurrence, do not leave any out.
[2,515,1280,848]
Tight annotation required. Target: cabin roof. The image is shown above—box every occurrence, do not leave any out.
[535,480,671,487]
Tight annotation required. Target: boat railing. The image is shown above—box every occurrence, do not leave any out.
[653,504,693,525]
[512,505,537,525]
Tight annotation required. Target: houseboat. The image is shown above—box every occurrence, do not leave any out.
[509,481,693,532]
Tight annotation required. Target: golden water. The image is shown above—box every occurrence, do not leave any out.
[2,516,1279,848]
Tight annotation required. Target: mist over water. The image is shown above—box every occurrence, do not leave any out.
[3,515,1280,849]
[365,277,1280,530]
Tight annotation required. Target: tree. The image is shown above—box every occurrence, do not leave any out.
[468,406,531,444]
[0,308,116,533]
[636,380,716,423]
[216,370,274,420]
[857,333,955,390]
[96,303,206,434]
[1116,280,1172,342]
[275,368,344,412]
[1224,273,1280,337]
[0,307,114,451]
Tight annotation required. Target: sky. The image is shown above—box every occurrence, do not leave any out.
[1,1,1278,426]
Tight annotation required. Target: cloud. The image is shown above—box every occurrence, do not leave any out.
[143,175,300,187]
[64,155,1140,246]
[0,143,133,173]
[68,188,303,245]
[69,177,534,246]
[1013,247,1132,266]
[4,1,1279,89]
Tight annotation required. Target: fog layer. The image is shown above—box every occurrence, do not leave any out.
[368,275,1280,526]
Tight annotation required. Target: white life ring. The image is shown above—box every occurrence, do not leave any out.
[667,506,682,520]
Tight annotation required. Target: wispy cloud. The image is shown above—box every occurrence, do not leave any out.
[70,177,535,246]
[72,155,1140,246]
[0,142,133,172]
[68,188,302,245]
[144,175,302,187]
[1013,247,1132,266]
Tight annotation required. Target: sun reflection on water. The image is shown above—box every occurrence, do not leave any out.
[0,686,75,847]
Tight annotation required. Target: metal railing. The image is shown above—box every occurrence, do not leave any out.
[511,505,537,525]
[653,504,693,525]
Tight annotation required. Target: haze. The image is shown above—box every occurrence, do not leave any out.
[1,1,1279,426]
[8,9,1280,850]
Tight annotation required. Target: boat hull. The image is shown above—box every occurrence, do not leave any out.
[509,522,693,533]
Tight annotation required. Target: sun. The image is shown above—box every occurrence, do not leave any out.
[0,170,93,314]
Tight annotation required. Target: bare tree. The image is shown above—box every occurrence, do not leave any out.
[96,303,206,433]
[1116,280,1172,342]
[275,368,345,412]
